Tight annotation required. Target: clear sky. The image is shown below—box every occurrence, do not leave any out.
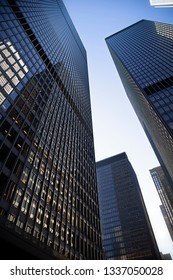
[63,0,173,258]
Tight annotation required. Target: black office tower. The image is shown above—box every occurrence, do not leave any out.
[106,20,173,200]
[0,0,102,260]
[96,153,160,260]
[150,166,173,241]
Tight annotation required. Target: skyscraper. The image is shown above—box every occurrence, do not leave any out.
[150,166,173,241]
[96,153,160,260]
[106,20,173,199]
[0,0,102,260]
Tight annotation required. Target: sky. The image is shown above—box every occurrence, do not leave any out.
[63,0,173,258]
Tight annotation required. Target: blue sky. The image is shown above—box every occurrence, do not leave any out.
[64,1,173,258]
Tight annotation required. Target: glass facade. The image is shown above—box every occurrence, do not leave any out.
[106,20,173,201]
[97,153,160,260]
[0,0,102,260]
[150,166,173,241]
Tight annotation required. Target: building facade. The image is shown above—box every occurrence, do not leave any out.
[0,0,102,260]
[96,153,160,260]
[106,20,173,201]
[150,166,173,241]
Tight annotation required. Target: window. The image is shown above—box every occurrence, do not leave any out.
[22,122,29,135]
[50,215,55,233]
[57,200,62,215]
[16,219,24,229]
[71,211,75,226]
[3,180,16,202]
[2,99,11,111]
[43,210,50,228]
[36,205,43,224]
[55,221,60,237]
[71,231,74,247]
[47,239,53,247]
[0,144,9,162]
[28,150,34,164]
[41,184,48,200]
[64,188,68,200]
[52,194,57,211]
[68,192,72,204]
[15,136,24,150]
[43,146,48,158]
[45,168,50,181]
[47,189,52,205]
[50,171,55,185]
[1,120,11,136]
[40,161,45,175]
[33,154,40,169]
[55,177,59,191]
[60,182,64,196]
[29,199,37,219]
[53,242,59,252]
[21,193,30,214]
[66,208,70,223]
[39,141,44,151]
[25,225,32,234]
[28,171,36,190]
[72,196,75,208]
[79,217,83,231]
[66,227,70,245]
[20,166,30,184]
[21,142,29,156]
[33,229,40,239]
[61,224,65,241]
[63,203,67,218]
[40,234,46,243]
[7,128,17,144]
[9,108,18,123]
[14,160,24,177]
[7,213,16,223]
[35,178,42,195]
[12,188,23,208]
[28,129,34,142]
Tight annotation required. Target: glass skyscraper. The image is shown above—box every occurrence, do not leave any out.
[106,20,173,202]
[150,166,173,241]
[0,0,102,260]
[96,153,160,260]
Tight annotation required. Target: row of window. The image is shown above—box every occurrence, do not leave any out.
[6,211,101,259]
[7,206,101,245]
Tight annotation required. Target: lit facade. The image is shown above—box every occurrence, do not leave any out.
[106,20,173,201]
[0,0,102,260]
[150,166,173,241]
[96,153,160,260]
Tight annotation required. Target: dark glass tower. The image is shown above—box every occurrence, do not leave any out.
[106,20,173,200]
[96,153,160,260]
[150,166,173,241]
[0,0,102,260]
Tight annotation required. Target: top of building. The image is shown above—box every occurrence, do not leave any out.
[105,19,172,41]
[105,19,146,40]
[96,152,127,168]
[149,166,162,173]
